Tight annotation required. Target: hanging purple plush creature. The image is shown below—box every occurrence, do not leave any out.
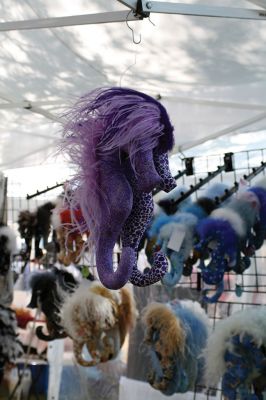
[195,189,260,303]
[62,87,176,289]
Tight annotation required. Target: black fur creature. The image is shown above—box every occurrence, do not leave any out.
[28,268,78,341]
[0,223,16,276]
[0,305,23,383]
[18,202,55,260]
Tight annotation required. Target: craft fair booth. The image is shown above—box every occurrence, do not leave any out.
[0,1,266,400]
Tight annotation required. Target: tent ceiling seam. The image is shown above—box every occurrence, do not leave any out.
[24,0,110,83]
[179,111,266,152]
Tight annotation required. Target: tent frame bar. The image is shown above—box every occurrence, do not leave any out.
[0,10,141,32]
[119,1,266,20]
[179,111,266,151]
[0,2,266,32]
[1,97,266,112]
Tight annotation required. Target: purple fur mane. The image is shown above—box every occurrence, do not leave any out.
[62,87,175,289]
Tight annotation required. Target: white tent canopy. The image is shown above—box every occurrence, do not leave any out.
[1,0,266,169]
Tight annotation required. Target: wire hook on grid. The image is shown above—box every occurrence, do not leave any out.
[126,10,141,44]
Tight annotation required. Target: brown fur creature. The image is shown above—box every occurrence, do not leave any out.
[61,282,137,366]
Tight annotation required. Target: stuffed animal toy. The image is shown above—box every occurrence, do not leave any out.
[147,183,226,287]
[0,224,16,276]
[0,305,23,384]
[247,179,266,251]
[61,281,137,366]
[141,299,209,395]
[27,267,79,341]
[62,87,176,289]
[18,202,55,260]
[205,307,266,400]
[195,189,260,302]
[157,213,199,286]
[17,210,36,259]
[52,204,89,266]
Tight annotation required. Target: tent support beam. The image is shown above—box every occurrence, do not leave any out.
[0,142,57,169]
[0,2,265,32]
[0,10,141,32]
[247,1,266,10]
[159,95,266,111]
[119,1,266,20]
[1,96,266,112]
[0,93,61,124]
[179,111,266,151]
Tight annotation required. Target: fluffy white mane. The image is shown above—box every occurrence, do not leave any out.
[179,300,211,330]
[211,208,245,237]
[61,281,121,340]
[205,306,266,386]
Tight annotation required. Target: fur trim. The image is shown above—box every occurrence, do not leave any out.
[0,305,24,364]
[61,281,136,366]
[142,300,209,395]
[235,190,260,211]
[117,287,137,346]
[205,306,266,386]
[182,203,208,220]
[61,281,118,340]
[211,208,245,237]
[142,302,185,355]
[179,300,210,330]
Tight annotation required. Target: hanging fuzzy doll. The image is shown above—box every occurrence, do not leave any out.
[0,224,17,276]
[246,178,266,251]
[141,299,209,395]
[52,197,89,266]
[62,87,176,289]
[147,183,227,287]
[195,188,261,303]
[144,185,190,263]
[18,202,55,260]
[27,267,80,341]
[61,281,137,366]
[17,210,36,259]
[0,305,23,384]
[0,224,17,306]
[205,307,266,400]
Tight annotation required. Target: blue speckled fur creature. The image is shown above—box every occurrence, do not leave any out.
[142,300,209,396]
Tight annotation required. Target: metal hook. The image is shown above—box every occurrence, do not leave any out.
[126,10,141,44]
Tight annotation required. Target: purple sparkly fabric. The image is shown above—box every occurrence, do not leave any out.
[62,87,175,289]
[122,158,174,287]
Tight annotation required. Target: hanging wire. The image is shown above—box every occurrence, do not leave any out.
[119,53,137,87]
[126,10,141,44]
